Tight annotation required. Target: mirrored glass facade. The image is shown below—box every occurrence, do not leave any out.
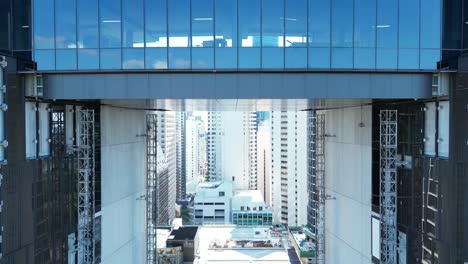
[33,0,442,71]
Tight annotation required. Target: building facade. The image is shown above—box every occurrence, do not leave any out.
[231,190,273,226]
[175,112,187,200]
[156,112,177,224]
[186,115,206,182]
[271,111,308,226]
[193,181,233,225]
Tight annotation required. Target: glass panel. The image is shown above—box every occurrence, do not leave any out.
[168,0,190,47]
[398,49,419,69]
[239,0,261,47]
[55,0,76,48]
[332,0,353,47]
[376,48,397,69]
[123,48,144,69]
[168,48,191,69]
[421,0,441,49]
[215,0,237,47]
[377,0,398,48]
[331,48,352,68]
[308,47,330,68]
[309,0,330,47]
[215,48,237,69]
[122,0,144,48]
[100,49,121,69]
[354,0,376,47]
[192,0,214,47]
[285,0,307,48]
[354,48,375,69]
[77,0,98,48]
[35,50,55,70]
[100,0,122,48]
[146,48,167,69]
[262,0,284,47]
[56,49,77,70]
[399,0,419,48]
[78,49,99,69]
[420,49,440,70]
[262,48,284,69]
[285,48,307,69]
[146,0,167,47]
[192,48,214,69]
[239,48,260,68]
[34,0,54,49]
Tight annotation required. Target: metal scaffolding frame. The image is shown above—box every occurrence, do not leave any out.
[314,113,326,264]
[146,114,158,264]
[380,110,398,264]
[77,109,95,264]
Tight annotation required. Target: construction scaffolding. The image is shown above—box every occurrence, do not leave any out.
[77,109,95,264]
[314,114,326,264]
[146,114,158,264]
[379,110,398,264]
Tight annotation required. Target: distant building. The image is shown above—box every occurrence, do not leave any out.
[166,226,200,263]
[175,112,187,200]
[271,111,308,226]
[206,112,257,191]
[256,121,271,206]
[231,190,273,226]
[288,226,315,264]
[193,181,233,225]
[156,112,177,224]
[186,115,206,182]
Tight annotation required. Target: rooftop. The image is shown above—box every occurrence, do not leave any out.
[168,226,199,241]
[196,226,297,264]
[289,227,315,259]
[233,190,264,203]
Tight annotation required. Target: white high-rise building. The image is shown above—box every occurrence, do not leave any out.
[271,111,308,226]
[257,121,271,206]
[175,112,187,200]
[155,111,177,224]
[207,112,257,191]
[186,115,206,182]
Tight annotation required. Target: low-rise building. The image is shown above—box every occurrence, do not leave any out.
[288,226,315,264]
[166,226,200,263]
[231,190,273,226]
[193,181,233,225]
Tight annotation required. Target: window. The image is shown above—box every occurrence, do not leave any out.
[219,191,225,197]
[241,206,244,211]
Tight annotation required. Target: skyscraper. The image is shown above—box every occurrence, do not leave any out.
[257,119,271,206]
[175,112,187,200]
[271,111,308,226]
[207,111,257,191]
[155,112,176,224]
[186,115,206,182]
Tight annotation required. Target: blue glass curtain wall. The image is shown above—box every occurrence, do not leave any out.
[33,0,442,71]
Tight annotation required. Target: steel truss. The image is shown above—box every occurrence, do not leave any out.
[314,113,326,264]
[146,114,158,264]
[77,109,95,264]
[380,110,398,264]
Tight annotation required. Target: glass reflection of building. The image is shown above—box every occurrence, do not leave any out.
[33,0,441,71]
